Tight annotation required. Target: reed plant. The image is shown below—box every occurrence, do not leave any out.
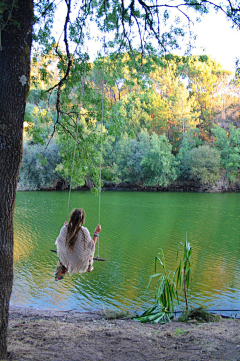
[134,235,192,324]
[176,233,192,311]
[134,249,178,324]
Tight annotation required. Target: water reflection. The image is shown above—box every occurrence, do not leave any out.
[12,191,240,315]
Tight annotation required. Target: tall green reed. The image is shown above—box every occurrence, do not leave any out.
[134,249,178,324]
[134,234,192,324]
[176,233,192,310]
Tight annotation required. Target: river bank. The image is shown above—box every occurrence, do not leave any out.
[17,178,240,193]
[101,179,240,193]
[6,306,240,361]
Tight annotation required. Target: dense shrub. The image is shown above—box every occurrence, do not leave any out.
[185,144,221,186]
[103,130,177,187]
[141,133,177,186]
[212,125,240,183]
[176,130,203,178]
[18,142,62,190]
[109,132,147,184]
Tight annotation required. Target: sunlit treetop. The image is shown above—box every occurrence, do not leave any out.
[30,0,240,115]
[33,0,240,57]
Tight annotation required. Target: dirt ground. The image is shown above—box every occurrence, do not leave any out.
[5,306,240,361]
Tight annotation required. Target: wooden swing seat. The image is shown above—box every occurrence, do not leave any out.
[50,249,106,261]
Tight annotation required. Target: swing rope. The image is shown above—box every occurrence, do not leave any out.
[66,57,87,221]
[65,47,105,260]
[97,36,105,258]
[66,118,79,222]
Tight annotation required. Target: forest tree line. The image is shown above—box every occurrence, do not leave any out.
[19,52,240,192]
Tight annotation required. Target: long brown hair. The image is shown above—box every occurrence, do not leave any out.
[65,208,86,250]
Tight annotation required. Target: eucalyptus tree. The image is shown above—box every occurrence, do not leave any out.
[101,54,233,150]
[212,124,240,182]
[186,56,232,139]
[1,0,240,357]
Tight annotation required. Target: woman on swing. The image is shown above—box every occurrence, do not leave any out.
[55,208,101,281]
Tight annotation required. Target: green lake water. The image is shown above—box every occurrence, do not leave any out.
[12,190,240,316]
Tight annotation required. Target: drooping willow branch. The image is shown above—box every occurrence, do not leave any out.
[137,0,240,28]
[46,0,93,142]
[47,0,72,120]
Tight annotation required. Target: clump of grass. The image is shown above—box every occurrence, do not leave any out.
[178,307,221,323]
[175,328,185,335]
[103,308,135,320]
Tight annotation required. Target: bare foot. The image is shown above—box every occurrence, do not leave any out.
[87,265,94,272]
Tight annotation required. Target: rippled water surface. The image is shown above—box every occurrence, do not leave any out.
[12,191,240,315]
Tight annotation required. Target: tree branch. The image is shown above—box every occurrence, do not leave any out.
[47,0,72,96]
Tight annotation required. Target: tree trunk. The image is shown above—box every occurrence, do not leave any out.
[0,0,33,357]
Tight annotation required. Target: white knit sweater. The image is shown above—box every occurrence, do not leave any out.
[55,224,95,276]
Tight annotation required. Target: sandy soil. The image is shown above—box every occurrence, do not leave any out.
[4,306,240,361]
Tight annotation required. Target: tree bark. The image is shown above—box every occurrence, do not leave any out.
[0,0,33,357]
